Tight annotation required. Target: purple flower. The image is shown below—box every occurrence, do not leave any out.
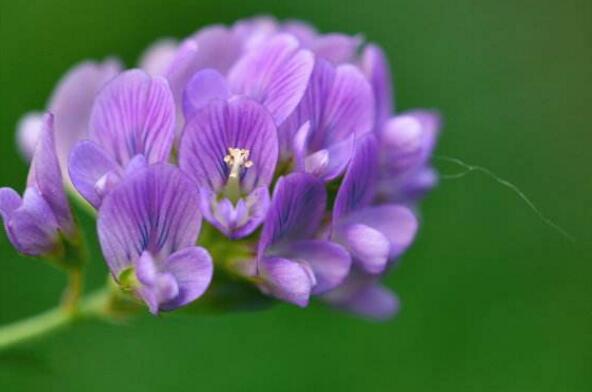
[68,70,176,208]
[179,97,278,238]
[97,163,213,314]
[17,59,121,180]
[0,114,76,256]
[280,58,375,180]
[253,173,351,307]
[332,135,418,274]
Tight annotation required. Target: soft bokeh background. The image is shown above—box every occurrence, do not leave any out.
[1,0,590,390]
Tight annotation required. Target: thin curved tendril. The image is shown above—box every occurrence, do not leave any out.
[435,155,575,243]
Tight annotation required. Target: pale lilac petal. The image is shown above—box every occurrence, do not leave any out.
[98,164,201,276]
[283,240,351,294]
[258,256,314,307]
[345,205,418,260]
[232,16,279,51]
[361,44,393,129]
[27,114,74,236]
[259,173,326,253]
[333,134,378,220]
[332,281,399,320]
[336,223,390,274]
[4,188,59,256]
[16,112,43,160]
[139,39,178,76]
[380,111,441,173]
[89,70,175,166]
[48,59,122,176]
[0,188,22,221]
[311,34,361,64]
[179,97,278,194]
[159,246,213,311]
[69,141,121,208]
[282,20,317,46]
[228,34,314,125]
[182,69,230,121]
[202,186,270,239]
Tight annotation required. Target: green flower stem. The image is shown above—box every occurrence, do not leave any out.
[0,288,109,352]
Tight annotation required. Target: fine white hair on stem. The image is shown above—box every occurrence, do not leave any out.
[435,155,575,243]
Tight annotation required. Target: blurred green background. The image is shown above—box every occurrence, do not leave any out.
[1,0,590,390]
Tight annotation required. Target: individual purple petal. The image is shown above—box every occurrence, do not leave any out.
[179,96,278,194]
[69,141,121,208]
[325,274,399,320]
[228,34,314,125]
[342,205,418,261]
[282,20,317,46]
[182,69,230,121]
[97,164,202,276]
[232,16,279,52]
[335,223,390,274]
[139,39,178,76]
[283,240,351,294]
[361,44,393,130]
[158,246,213,311]
[333,134,379,220]
[165,26,242,106]
[3,188,59,256]
[303,134,355,181]
[258,173,326,253]
[0,188,22,221]
[308,63,375,150]
[27,114,74,237]
[258,256,315,307]
[16,112,43,160]
[89,70,175,166]
[310,34,361,64]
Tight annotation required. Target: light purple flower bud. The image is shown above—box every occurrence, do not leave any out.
[97,164,213,314]
[1,114,75,256]
[69,70,176,208]
[377,110,442,204]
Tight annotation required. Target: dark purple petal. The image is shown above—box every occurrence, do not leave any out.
[333,134,379,220]
[97,164,202,276]
[69,141,122,208]
[303,134,355,181]
[27,114,74,236]
[182,69,231,122]
[89,70,175,166]
[258,173,326,253]
[2,188,59,256]
[258,256,315,307]
[179,97,278,194]
[228,34,314,125]
[283,240,351,294]
[361,44,393,130]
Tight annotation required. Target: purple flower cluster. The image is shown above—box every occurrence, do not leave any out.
[3,17,440,319]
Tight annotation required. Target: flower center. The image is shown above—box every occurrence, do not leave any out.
[223,147,253,202]
[224,147,253,179]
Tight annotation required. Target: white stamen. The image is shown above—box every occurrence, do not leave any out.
[224,147,253,179]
